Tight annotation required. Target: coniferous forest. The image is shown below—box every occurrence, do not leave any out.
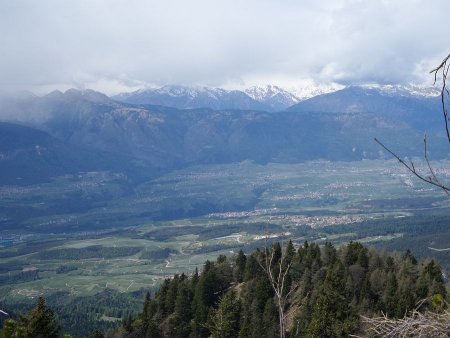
[2,241,447,338]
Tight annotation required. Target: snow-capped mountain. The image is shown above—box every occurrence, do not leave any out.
[360,84,440,98]
[113,84,345,111]
[287,85,442,133]
[288,83,345,101]
[244,85,300,111]
[112,85,267,111]
[1,85,447,183]
[112,83,441,112]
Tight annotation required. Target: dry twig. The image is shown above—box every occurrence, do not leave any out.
[430,53,450,142]
[374,137,450,197]
[361,308,450,337]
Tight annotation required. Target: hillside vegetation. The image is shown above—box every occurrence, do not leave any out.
[1,241,447,337]
[113,241,446,337]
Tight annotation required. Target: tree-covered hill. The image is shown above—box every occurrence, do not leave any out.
[110,241,447,338]
[0,122,155,185]
[1,241,448,337]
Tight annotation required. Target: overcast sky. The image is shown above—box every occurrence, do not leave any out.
[1,0,449,94]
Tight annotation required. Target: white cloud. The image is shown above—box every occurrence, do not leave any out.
[0,0,449,94]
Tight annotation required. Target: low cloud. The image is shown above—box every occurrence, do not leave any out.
[0,0,449,94]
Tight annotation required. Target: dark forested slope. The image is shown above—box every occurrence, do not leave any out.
[112,241,447,338]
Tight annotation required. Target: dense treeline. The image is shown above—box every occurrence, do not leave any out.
[1,241,447,337]
[36,245,142,260]
[0,269,39,286]
[140,248,176,260]
[52,290,139,337]
[0,297,60,338]
[324,211,450,270]
[0,240,65,259]
[0,290,141,338]
[55,265,78,274]
[111,241,447,338]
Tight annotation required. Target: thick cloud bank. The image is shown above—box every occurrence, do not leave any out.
[1,0,449,94]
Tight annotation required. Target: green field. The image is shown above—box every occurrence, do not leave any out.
[1,159,449,336]
[1,159,449,305]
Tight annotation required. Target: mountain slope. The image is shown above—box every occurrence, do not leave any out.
[39,94,447,167]
[0,122,153,185]
[1,88,447,178]
[288,86,442,132]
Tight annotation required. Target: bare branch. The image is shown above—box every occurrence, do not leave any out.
[257,240,299,338]
[430,53,450,142]
[423,134,450,197]
[376,53,450,197]
[374,138,450,195]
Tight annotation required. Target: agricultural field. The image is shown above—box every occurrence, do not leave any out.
[0,159,449,303]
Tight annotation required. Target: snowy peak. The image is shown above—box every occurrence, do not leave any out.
[111,83,441,112]
[153,85,226,99]
[360,84,440,98]
[244,85,300,111]
[289,83,345,101]
[112,85,267,111]
[245,85,296,101]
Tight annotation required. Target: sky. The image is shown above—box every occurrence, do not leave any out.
[0,0,449,95]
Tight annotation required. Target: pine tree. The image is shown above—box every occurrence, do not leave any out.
[89,329,104,338]
[140,292,159,338]
[322,241,337,266]
[262,298,279,338]
[307,261,354,337]
[164,274,180,315]
[171,281,193,338]
[382,272,399,317]
[191,261,219,338]
[235,250,247,282]
[243,253,261,282]
[206,291,240,338]
[0,318,26,338]
[156,279,171,318]
[26,297,59,338]
[142,291,152,319]
[423,260,446,297]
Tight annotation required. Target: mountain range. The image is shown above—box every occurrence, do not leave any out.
[0,84,446,185]
[112,83,439,112]
[112,84,351,111]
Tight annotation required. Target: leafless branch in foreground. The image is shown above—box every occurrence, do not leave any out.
[375,53,450,197]
[257,238,297,338]
[360,305,450,338]
[430,53,450,142]
[374,136,450,197]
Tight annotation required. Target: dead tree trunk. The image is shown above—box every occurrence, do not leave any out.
[258,241,297,338]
